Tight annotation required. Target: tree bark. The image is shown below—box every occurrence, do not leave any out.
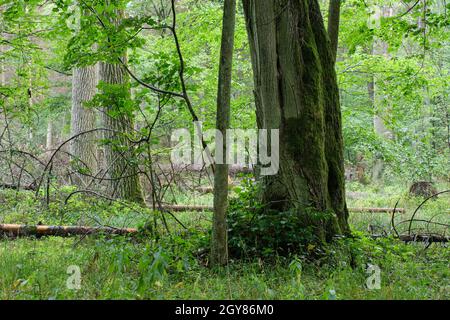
[98,7,143,203]
[46,119,53,150]
[69,5,98,186]
[243,0,350,241]
[70,65,98,186]
[327,0,341,61]
[369,75,387,181]
[100,58,144,203]
[211,0,236,266]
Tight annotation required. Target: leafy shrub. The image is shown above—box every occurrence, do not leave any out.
[228,179,321,258]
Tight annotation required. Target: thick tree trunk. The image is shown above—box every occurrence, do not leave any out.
[70,65,98,185]
[98,6,143,203]
[100,59,144,203]
[243,0,350,241]
[211,0,236,266]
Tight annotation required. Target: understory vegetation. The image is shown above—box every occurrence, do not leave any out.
[1,182,448,299]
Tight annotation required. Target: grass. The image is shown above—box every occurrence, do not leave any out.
[1,235,448,299]
[0,181,448,300]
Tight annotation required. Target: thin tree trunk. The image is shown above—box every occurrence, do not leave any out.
[0,44,5,86]
[211,0,236,266]
[70,65,98,185]
[370,7,393,182]
[28,73,33,141]
[46,119,53,150]
[327,0,341,61]
[243,0,350,241]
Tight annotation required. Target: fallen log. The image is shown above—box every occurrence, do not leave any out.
[348,207,405,213]
[163,204,213,212]
[398,234,449,243]
[157,164,254,174]
[159,205,405,213]
[196,186,214,193]
[195,189,391,199]
[0,224,137,238]
[372,233,449,243]
[0,183,36,191]
[194,183,248,193]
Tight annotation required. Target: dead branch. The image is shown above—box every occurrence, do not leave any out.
[349,207,406,213]
[399,234,449,243]
[408,189,450,235]
[371,233,449,243]
[161,204,213,212]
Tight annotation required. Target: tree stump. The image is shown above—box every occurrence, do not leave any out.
[409,181,437,198]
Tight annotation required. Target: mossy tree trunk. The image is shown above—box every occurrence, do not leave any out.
[243,0,350,241]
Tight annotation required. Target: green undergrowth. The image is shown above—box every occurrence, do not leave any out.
[0,232,448,299]
[0,184,448,300]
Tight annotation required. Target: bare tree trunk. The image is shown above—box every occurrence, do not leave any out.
[46,119,53,150]
[69,5,98,186]
[27,73,33,141]
[327,0,341,61]
[0,44,5,86]
[370,6,393,182]
[211,0,236,266]
[243,0,350,241]
[70,65,98,185]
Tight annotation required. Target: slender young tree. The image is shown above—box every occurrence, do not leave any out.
[369,6,394,181]
[243,0,350,240]
[211,0,236,266]
[46,119,53,150]
[327,0,341,61]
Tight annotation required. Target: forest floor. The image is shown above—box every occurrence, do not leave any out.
[0,181,448,300]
